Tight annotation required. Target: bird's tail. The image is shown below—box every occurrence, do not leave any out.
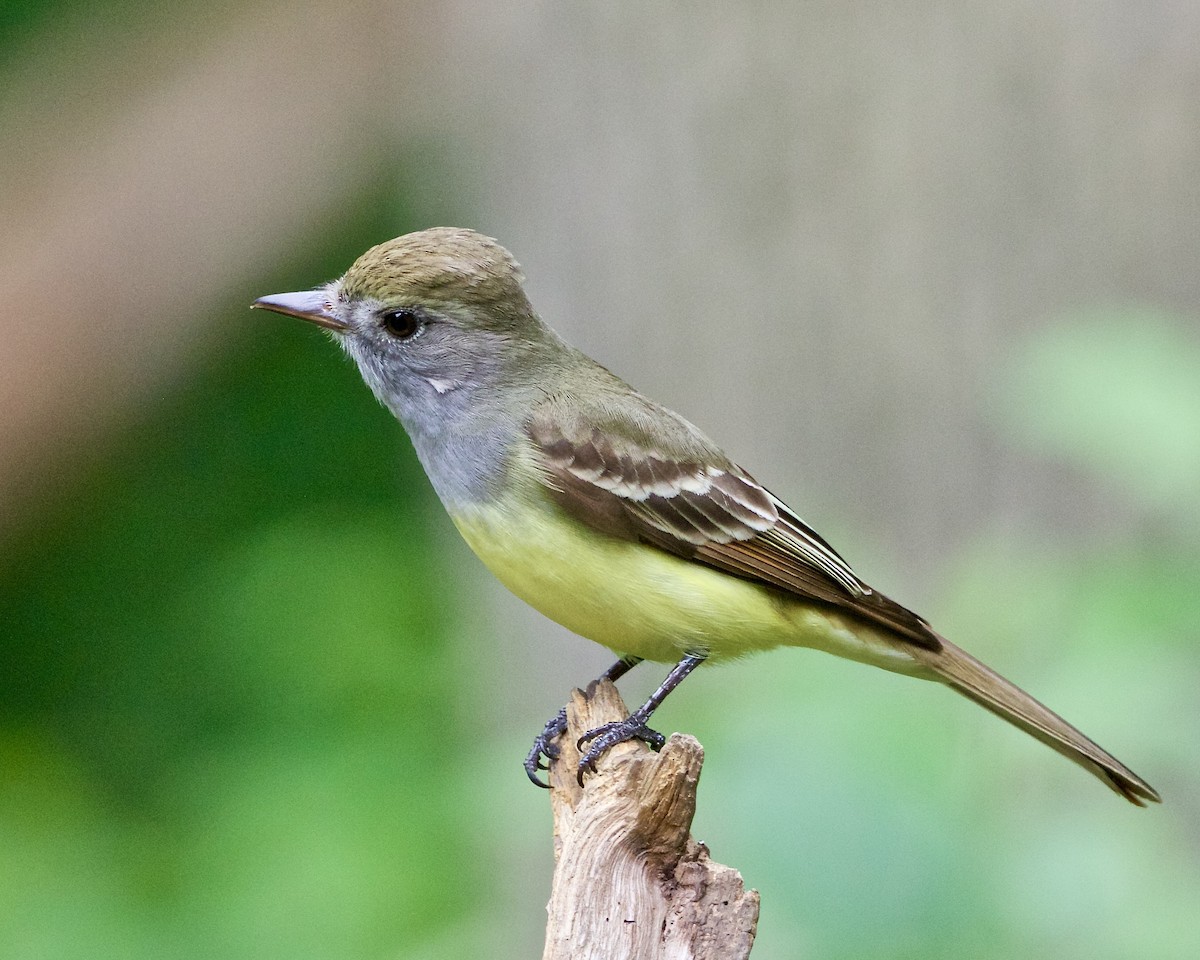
[907,634,1160,805]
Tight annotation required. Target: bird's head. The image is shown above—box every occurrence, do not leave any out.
[253,228,552,431]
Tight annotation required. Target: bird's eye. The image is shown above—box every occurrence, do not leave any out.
[380,309,422,339]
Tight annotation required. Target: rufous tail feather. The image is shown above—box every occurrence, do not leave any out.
[907,634,1160,805]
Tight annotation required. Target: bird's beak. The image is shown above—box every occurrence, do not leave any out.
[251,290,349,332]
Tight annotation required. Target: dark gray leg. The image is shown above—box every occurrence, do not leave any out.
[523,656,644,787]
[576,653,706,785]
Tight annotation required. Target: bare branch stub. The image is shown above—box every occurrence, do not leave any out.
[542,681,760,960]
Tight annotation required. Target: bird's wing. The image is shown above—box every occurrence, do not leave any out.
[527,391,939,649]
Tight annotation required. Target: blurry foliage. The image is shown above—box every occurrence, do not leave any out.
[1,0,186,48]
[994,310,1200,516]
[0,180,490,958]
[678,307,1200,960]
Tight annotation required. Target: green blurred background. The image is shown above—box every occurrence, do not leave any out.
[2,3,1198,958]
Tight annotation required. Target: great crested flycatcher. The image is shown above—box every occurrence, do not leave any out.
[253,227,1158,805]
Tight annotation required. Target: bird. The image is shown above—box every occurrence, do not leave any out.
[252,227,1159,805]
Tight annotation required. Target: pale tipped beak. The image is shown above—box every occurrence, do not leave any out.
[251,290,349,332]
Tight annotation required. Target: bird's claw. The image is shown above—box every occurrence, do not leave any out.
[575,715,666,786]
[524,706,568,788]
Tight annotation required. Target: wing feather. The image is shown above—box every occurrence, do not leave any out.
[528,399,939,649]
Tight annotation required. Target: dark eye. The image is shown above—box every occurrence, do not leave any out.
[380,309,421,339]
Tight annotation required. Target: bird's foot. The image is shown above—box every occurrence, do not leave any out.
[576,714,666,786]
[524,706,568,788]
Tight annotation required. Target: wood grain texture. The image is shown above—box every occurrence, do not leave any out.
[543,681,759,960]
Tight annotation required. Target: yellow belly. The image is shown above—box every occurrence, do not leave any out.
[450,492,921,674]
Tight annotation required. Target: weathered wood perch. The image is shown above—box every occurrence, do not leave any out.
[542,680,760,960]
